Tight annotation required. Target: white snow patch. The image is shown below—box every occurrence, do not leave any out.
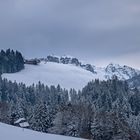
[14,118,26,124]
[0,123,84,140]
[19,122,30,128]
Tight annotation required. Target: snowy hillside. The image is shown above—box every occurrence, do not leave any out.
[2,57,140,90]
[0,123,84,140]
[2,62,95,90]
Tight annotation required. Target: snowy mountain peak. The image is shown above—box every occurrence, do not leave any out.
[105,63,123,74]
[105,63,140,80]
[61,55,75,59]
[106,62,121,68]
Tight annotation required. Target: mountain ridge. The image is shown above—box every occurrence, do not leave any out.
[32,55,140,80]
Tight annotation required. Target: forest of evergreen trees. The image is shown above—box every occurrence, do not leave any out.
[0,49,140,140]
[0,49,24,74]
[0,76,140,140]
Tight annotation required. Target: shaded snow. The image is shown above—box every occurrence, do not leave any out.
[0,123,84,140]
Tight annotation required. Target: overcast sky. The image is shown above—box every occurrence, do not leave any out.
[0,0,140,68]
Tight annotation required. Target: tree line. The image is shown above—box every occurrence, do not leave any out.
[0,49,24,74]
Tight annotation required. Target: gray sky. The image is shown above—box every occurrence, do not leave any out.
[0,0,140,68]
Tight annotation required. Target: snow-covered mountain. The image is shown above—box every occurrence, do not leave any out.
[40,55,140,80]
[127,75,140,89]
[104,63,140,80]
[0,123,84,140]
[2,56,140,90]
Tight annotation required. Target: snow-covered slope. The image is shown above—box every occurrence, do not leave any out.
[2,62,95,90]
[2,58,140,90]
[0,123,84,140]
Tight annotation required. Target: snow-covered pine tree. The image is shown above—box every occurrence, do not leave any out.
[30,102,52,133]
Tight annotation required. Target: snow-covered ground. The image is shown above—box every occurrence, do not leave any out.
[0,123,84,140]
[2,62,97,90]
[2,61,140,90]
